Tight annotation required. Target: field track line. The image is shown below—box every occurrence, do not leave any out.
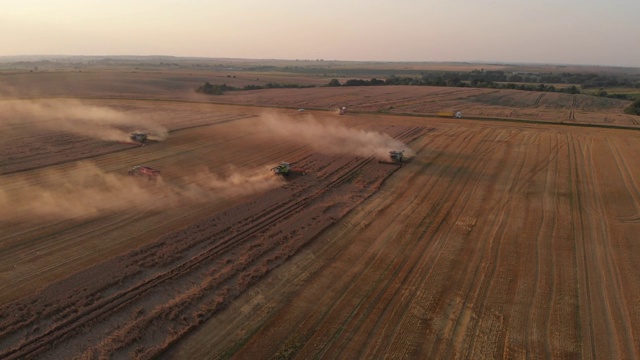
[0,125,428,359]
[1,158,373,359]
[608,139,640,222]
[334,129,486,358]
[0,114,256,176]
[568,135,597,360]
[458,131,533,358]
[304,126,484,358]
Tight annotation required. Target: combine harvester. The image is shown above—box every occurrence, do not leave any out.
[130,132,151,145]
[271,162,306,177]
[379,150,408,166]
[128,165,161,180]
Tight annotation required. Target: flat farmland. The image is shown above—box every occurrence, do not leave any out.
[1,69,640,359]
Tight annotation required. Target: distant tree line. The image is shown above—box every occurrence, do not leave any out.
[197,68,640,100]
[434,69,640,89]
[325,69,640,99]
[196,82,234,95]
[326,76,582,95]
[196,81,315,95]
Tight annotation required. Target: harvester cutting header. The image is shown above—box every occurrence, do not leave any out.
[379,150,408,166]
[271,162,306,177]
[130,132,150,145]
[271,162,291,176]
[390,150,405,162]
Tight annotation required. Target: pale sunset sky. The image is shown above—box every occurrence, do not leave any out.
[1,0,639,67]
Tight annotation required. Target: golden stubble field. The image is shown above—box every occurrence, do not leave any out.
[1,69,640,359]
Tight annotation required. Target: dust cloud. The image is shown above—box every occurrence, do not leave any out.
[260,112,412,160]
[181,165,285,200]
[0,162,284,221]
[0,99,168,142]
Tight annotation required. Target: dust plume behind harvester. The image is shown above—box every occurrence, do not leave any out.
[259,112,411,161]
[0,99,169,144]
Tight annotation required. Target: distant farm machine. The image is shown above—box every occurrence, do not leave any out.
[271,162,291,176]
[339,106,347,115]
[128,165,161,180]
[130,132,150,145]
[379,150,408,166]
[271,162,306,177]
[437,111,462,119]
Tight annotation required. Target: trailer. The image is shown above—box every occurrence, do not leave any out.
[128,165,161,180]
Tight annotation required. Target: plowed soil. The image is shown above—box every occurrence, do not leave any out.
[1,74,640,359]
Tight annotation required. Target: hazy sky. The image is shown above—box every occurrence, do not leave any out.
[2,0,639,67]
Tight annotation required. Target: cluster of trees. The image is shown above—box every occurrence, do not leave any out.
[197,81,314,95]
[198,68,639,101]
[196,82,234,95]
[441,69,640,88]
[625,99,640,115]
[323,69,640,98]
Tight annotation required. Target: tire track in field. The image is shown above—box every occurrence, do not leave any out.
[343,127,511,359]
[455,131,535,359]
[228,127,435,359]
[565,95,577,121]
[247,126,430,358]
[597,139,639,358]
[387,127,516,356]
[250,126,472,359]
[567,133,595,359]
[0,118,409,302]
[0,113,255,176]
[0,126,427,359]
[298,125,498,356]
[380,129,514,360]
[527,132,562,357]
[0,157,373,359]
[574,134,635,358]
[340,129,466,357]
[440,128,561,358]
[608,138,640,223]
[359,126,513,359]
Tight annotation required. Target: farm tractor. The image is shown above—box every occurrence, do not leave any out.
[339,106,347,115]
[128,165,161,180]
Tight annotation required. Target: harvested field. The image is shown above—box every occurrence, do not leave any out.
[1,70,640,359]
